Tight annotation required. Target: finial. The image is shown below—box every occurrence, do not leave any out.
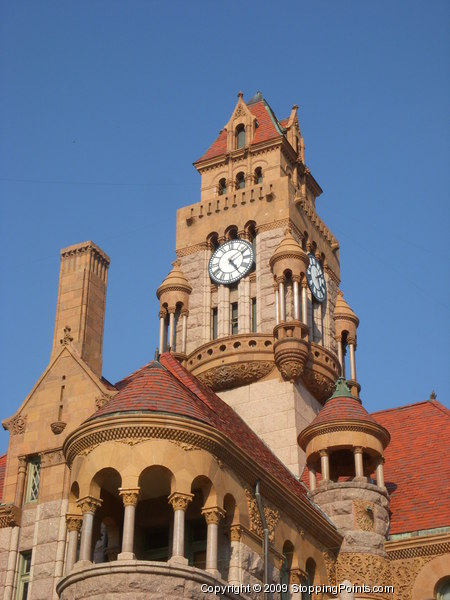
[154,348,160,361]
[171,259,181,268]
[237,91,243,98]
[430,390,437,399]
[292,104,298,110]
[328,377,355,401]
[60,326,73,346]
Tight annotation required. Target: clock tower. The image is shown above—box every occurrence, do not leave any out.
[156,92,360,477]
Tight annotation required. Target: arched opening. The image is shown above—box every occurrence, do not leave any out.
[220,494,237,580]
[303,558,316,600]
[329,449,354,482]
[218,178,227,196]
[254,167,263,184]
[225,225,238,241]
[436,577,450,600]
[281,541,294,599]
[135,465,174,562]
[236,172,245,189]
[236,125,245,149]
[91,468,123,564]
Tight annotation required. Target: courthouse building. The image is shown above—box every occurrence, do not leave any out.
[0,92,449,600]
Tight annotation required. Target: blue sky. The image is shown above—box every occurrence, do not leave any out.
[1,1,449,454]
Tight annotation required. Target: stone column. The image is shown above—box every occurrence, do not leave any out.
[228,525,242,585]
[159,310,166,353]
[308,465,317,491]
[118,488,140,560]
[293,277,300,321]
[353,447,365,480]
[336,335,344,376]
[290,569,306,600]
[77,496,102,564]
[181,309,188,354]
[168,492,193,565]
[274,284,279,325]
[202,506,225,577]
[14,456,27,507]
[319,449,330,483]
[348,337,357,381]
[277,277,285,322]
[218,285,230,338]
[65,514,82,574]
[238,276,251,333]
[376,456,385,488]
[168,307,176,351]
[301,280,308,326]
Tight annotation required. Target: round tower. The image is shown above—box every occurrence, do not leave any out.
[270,228,310,382]
[156,261,192,357]
[334,291,360,398]
[298,378,390,556]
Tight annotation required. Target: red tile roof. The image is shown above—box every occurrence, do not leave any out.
[309,395,380,427]
[196,99,285,163]
[89,353,314,507]
[373,400,450,536]
[0,453,6,503]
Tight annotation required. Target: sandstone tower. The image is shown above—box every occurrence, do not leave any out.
[156,91,361,477]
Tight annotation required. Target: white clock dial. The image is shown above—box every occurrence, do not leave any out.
[306,254,327,302]
[208,240,254,285]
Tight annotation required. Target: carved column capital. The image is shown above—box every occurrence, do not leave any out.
[167,306,176,315]
[301,278,308,288]
[168,492,194,512]
[66,513,83,532]
[319,449,329,458]
[377,455,385,465]
[180,308,189,317]
[159,309,167,319]
[119,487,140,506]
[275,275,285,284]
[201,506,225,525]
[77,496,102,514]
[289,568,307,585]
[347,335,357,346]
[18,456,27,472]
[354,446,364,454]
[229,524,243,541]
[292,274,301,283]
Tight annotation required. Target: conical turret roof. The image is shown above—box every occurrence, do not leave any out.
[156,262,192,298]
[334,291,359,325]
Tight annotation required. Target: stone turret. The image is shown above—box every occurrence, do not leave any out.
[298,379,390,556]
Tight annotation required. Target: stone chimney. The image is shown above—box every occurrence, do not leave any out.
[51,241,110,376]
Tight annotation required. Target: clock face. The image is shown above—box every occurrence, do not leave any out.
[208,239,254,285]
[306,254,327,302]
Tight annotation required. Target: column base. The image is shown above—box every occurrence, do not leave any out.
[353,476,367,483]
[168,555,189,566]
[118,552,136,560]
[73,560,93,570]
[206,568,221,579]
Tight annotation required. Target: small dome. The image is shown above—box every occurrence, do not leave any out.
[298,378,390,451]
[156,262,192,299]
[334,291,359,326]
[269,228,308,269]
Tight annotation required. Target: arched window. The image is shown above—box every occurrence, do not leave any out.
[218,178,227,196]
[254,167,263,184]
[236,125,246,149]
[236,172,245,189]
[436,578,450,600]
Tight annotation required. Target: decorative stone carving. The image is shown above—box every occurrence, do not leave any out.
[50,421,67,434]
[95,394,112,410]
[229,524,243,541]
[77,496,102,514]
[60,326,73,345]
[40,449,65,467]
[65,514,83,532]
[3,414,27,435]
[322,549,337,586]
[201,506,225,525]
[168,439,197,451]
[196,361,274,392]
[336,553,391,593]
[353,499,375,531]
[244,488,280,543]
[168,492,194,512]
[303,368,335,403]
[0,504,21,528]
[119,488,140,506]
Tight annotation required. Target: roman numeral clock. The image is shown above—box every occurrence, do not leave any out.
[306,254,327,302]
[208,240,254,285]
